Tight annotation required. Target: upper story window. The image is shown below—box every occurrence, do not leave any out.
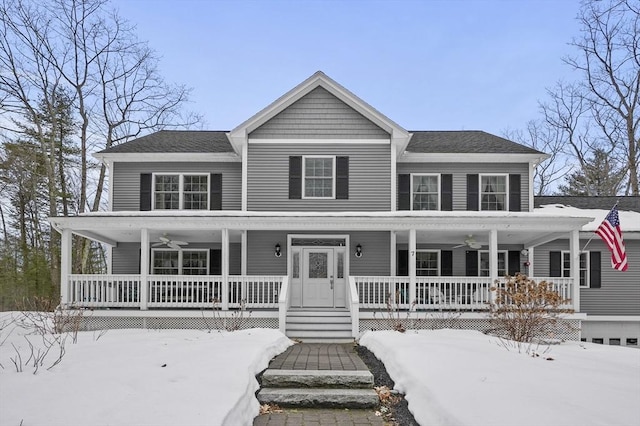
[416,250,439,276]
[480,174,507,211]
[154,173,209,210]
[479,250,507,277]
[412,174,440,210]
[562,251,589,287]
[303,156,335,198]
[152,249,208,275]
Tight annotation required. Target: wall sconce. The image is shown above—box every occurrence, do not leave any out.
[520,249,529,256]
[355,244,363,258]
[274,243,282,258]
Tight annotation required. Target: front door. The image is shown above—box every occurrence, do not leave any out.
[302,248,334,307]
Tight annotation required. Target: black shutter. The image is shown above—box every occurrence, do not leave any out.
[550,251,562,277]
[465,250,479,276]
[210,173,222,210]
[210,249,222,275]
[441,250,453,276]
[336,156,349,199]
[441,174,453,211]
[467,174,479,211]
[398,174,410,210]
[140,174,152,211]
[289,156,302,199]
[508,251,521,276]
[509,174,521,212]
[397,250,409,276]
[590,251,601,288]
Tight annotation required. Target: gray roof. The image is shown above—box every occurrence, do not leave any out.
[406,131,545,155]
[535,196,640,212]
[99,129,543,156]
[98,130,233,154]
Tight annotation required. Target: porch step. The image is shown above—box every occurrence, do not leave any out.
[256,388,378,408]
[262,369,373,388]
[285,310,353,343]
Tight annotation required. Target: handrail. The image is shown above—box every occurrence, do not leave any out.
[278,276,290,334]
[348,276,359,338]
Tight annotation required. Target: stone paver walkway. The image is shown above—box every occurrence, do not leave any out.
[254,408,386,426]
[267,343,369,371]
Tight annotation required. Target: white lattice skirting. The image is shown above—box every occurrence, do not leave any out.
[79,315,278,331]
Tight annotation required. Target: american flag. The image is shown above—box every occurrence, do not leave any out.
[595,206,628,272]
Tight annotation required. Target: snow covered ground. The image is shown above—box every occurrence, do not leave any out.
[360,329,640,426]
[0,312,292,426]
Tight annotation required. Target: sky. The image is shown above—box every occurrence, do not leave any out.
[109,0,583,137]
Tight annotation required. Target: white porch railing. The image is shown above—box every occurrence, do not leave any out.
[147,275,224,308]
[69,274,141,308]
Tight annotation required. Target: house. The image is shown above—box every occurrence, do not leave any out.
[49,72,639,345]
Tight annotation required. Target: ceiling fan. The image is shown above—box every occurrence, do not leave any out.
[453,235,485,249]
[152,234,188,250]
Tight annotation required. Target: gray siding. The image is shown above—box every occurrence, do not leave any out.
[349,231,390,276]
[249,86,389,139]
[397,163,530,211]
[534,239,640,316]
[112,162,241,211]
[112,242,241,275]
[247,143,391,211]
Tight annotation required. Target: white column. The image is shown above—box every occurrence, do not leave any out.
[221,228,229,310]
[106,246,113,275]
[409,229,416,305]
[390,145,397,211]
[489,229,498,303]
[570,229,580,312]
[390,231,397,276]
[60,228,72,305]
[241,144,248,211]
[140,228,149,310]
[241,230,247,276]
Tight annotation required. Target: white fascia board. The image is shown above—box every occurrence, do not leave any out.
[582,316,640,322]
[93,152,241,163]
[249,138,390,144]
[398,153,550,163]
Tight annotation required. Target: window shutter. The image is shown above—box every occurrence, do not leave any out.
[336,156,349,199]
[210,173,222,210]
[590,251,601,288]
[289,156,302,199]
[210,249,222,275]
[397,250,409,276]
[509,174,521,212]
[398,174,410,210]
[465,250,479,276]
[508,251,520,276]
[550,251,562,277]
[441,174,453,211]
[140,174,152,211]
[467,174,479,211]
[441,250,453,276]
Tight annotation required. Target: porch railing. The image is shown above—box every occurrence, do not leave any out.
[67,274,285,310]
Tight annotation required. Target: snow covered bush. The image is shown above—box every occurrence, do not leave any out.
[488,273,574,343]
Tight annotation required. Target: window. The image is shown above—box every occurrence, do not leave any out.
[626,338,638,346]
[153,174,209,210]
[609,338,621,345]
[416,251,439,276]
[152,249,208,275]
[562,251,589,287]
[479,251,507,277]
[303,156,335,198]
[592,338,603,344]
[412,174,440,210]
[480,175,507,211]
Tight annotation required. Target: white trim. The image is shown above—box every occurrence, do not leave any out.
[150,248,209,275]
[249,138,390,145]
[479,173,509,212]
[410,173,441,211]
[390,231,396,276]
[106,160,113,211]
[151,173,210,211]
[302,155,336,199]
[398,153,549,163]
[583,316,640,322]
[241,143,248,211]
[390,145,397,211]
[561,249,590,288]
[94,152,240,163]
[528,160,535,212]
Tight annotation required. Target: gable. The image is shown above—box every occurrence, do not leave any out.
[249,86,389,139]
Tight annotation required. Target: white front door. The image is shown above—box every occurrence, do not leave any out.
[302,248,334,307]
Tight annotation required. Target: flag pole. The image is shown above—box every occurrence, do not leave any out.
[582,199,620,251]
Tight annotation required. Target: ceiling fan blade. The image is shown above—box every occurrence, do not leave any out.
[167,242,182,250]
[172,240,188,246]
[152,242,163,247]
[159,236,170,243]
[452,244,465,249]
[469,242,483,249]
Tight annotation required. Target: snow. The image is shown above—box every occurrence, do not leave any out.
[360,329,640,426]
[0,312,292,426]
[536,204,640,232]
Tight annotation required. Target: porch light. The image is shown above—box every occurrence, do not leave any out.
[275,243,282,258]
[521,249,529,256]
[355,244,363,258]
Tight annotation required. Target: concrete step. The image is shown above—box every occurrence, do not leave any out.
[286,322,351,331]
[261,369,373,389]
[257,387,379,408]
[287,337,356,343]
[286,329,353,338]
[287,310,350,317]
[286,315,351,324]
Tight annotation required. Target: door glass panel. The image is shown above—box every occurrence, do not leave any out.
[308,252,328,278]
[292,252,300,278]
[337,251,344,279]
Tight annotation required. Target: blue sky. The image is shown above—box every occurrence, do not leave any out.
[111,0,582,136]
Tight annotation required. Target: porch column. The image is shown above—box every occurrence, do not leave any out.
[221,228,229,310]
[140,228,149,310]
[489,229,498,304]
[60,228,72,305]
[241,230,247,275]
[390,231,396,276]
[570,229,580,312]
[409,229,416,305]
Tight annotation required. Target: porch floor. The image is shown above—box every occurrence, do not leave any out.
[267,343,368,371]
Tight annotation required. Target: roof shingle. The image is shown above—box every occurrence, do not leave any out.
[406,131,545,155]
[98,130,233,154]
